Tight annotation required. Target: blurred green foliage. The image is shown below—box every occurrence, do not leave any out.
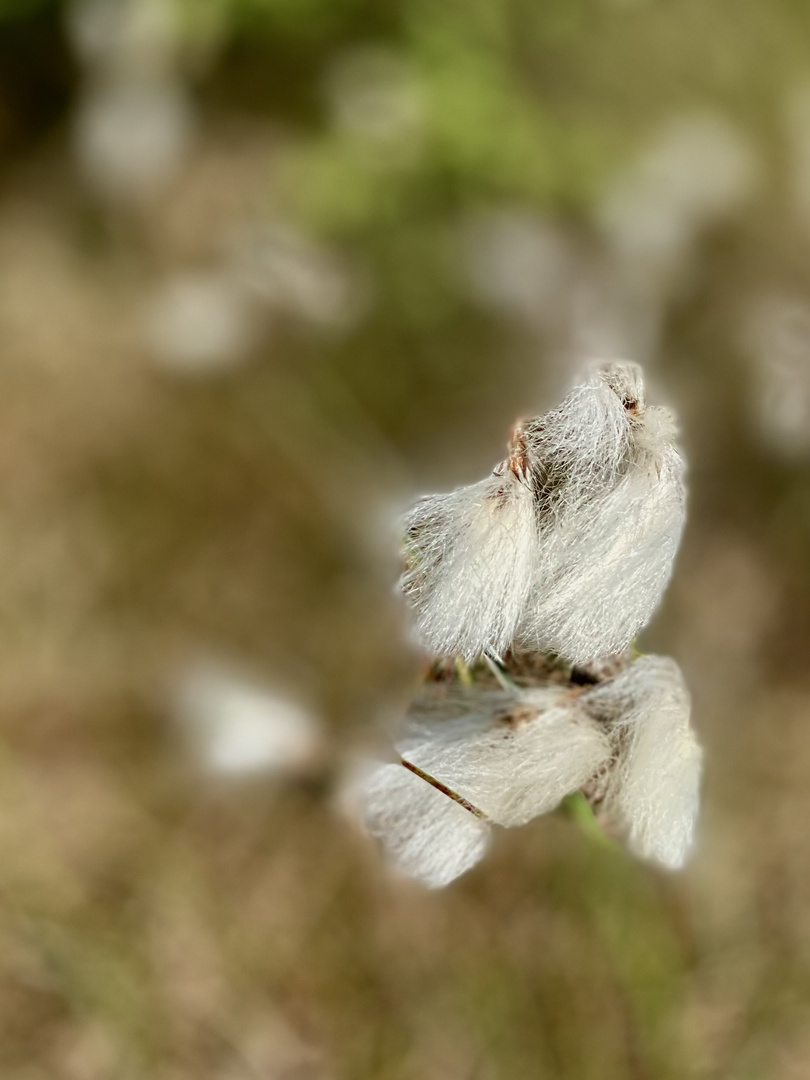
[0,0,55,20]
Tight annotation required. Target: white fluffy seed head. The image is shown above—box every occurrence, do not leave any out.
[360,683,613,887]
[401,468,537,661]
[518,362,685,664]
[361,652,700,884]
[397,686,613,827]
[582,655,702,869]
[362,762,491,888]
[401,361,685,664]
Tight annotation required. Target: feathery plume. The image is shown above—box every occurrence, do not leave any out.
[397,686,612,827]
[361,654,702,886]
[402,361,685,664]
[582,655,702,869]
[362,762,491,888]
[361,683,611,886]
[401,453,537,661]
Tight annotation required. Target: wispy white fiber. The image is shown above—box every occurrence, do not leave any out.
[402,464,537,661]
[361,654,701,885]
[362,762,491,888]
[519,365,685,662]
[360,684,611,886]
[583,655,702,869]
[402,361,685,664]
[397,687,612,827]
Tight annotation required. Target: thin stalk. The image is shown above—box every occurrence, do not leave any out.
[400,758,488,820]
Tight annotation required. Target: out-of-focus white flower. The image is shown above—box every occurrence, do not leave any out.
[323,47,423,152]
[231,223,369,331]
[143,271,259,373]
[458,209,575,330]
[598,113,758,285]
[75,75,194,201]
[742,295,810,458]
[361,654,701,887]
[174,663,323,777]
[583,655,702,869]
[67,0,179,78]
[402,361,685,664]
[786,82,810,237]
[458,209,663,374]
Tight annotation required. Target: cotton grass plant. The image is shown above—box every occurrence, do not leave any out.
[362,360,702,887]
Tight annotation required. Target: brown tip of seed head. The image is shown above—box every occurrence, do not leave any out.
[507,421,530,481]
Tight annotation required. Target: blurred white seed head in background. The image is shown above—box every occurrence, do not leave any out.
[67,0,180,78]
[75,76,195,202]
[173,662,323,777]
[598,113,759,289]
[459,210,575,331]
[742,295,810,458]
[564,266,665,372]
[786,81,810,236]
[324,47,424,153]
[458,208,664,375]
[143,270,260,374]
[230,223,370,331]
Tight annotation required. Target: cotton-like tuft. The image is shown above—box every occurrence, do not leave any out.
[518,364,685,662]
[401,464,537,661]
[583,655,702,869]
[402,361,685,664]
[360,684,612,886]
[362,762,491,888]
[397,686,612,827]
[361,655,701,885]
